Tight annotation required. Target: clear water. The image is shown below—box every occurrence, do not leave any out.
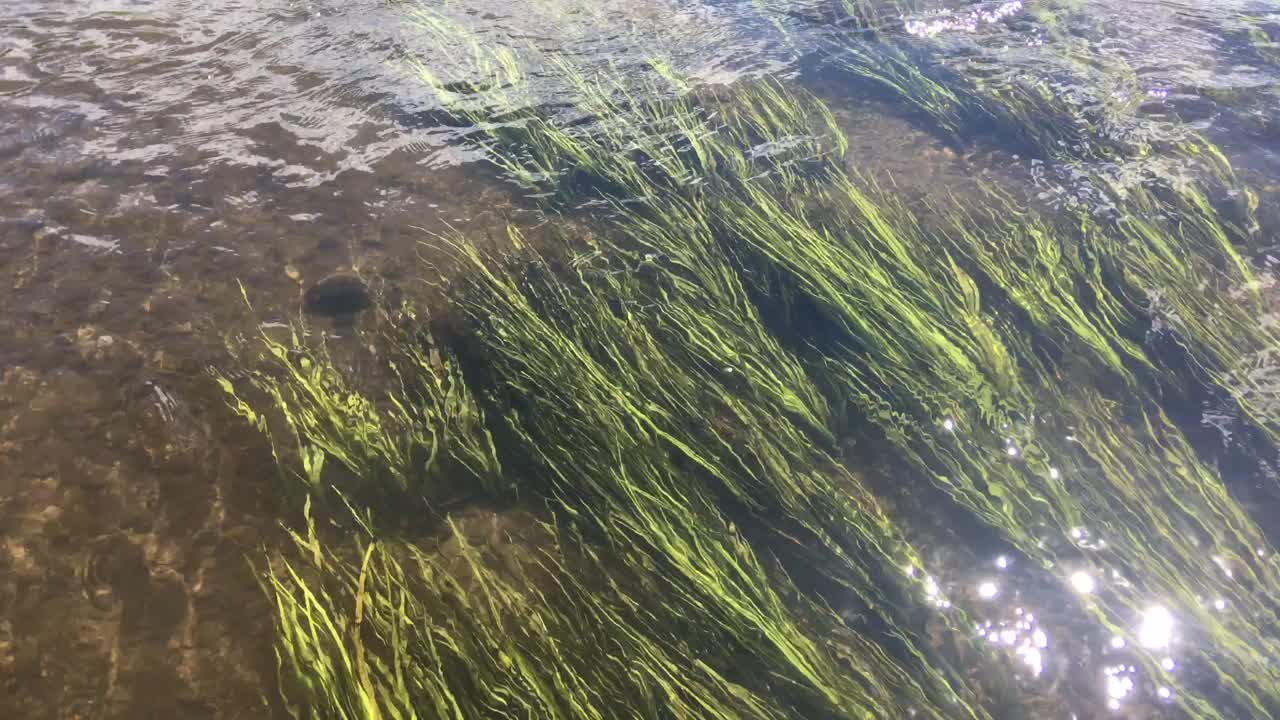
[2,0,1279,717]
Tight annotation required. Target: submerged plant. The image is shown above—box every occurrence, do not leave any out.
[266,504,868,720]
[223,6,1280,719]
[831,33,1148,164]
[404,17,1280,712]
[216,301,503,517]
[442,229,996,717]
[236,227,1001,719]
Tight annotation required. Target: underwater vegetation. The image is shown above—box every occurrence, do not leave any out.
[217,4,1280,719]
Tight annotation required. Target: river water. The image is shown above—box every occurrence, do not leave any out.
[2,1,1279,718]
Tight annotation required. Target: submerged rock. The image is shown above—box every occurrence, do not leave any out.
[303,273,371,317]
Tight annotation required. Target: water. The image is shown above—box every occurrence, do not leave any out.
[2,0,1279,717]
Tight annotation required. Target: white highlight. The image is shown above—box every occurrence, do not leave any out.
[1138,606,1175,650]
[1016,646,1044,677]
[1107,673,1135,700]
[1069,571,1096,594]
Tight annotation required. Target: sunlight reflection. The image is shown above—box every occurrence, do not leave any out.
[1137,606,1174,650]
[975,600,1052,680]
[1105,667,1135,704]
[1069,570,1096,594]
[903,1,1025,39]
[978,580,1000,599]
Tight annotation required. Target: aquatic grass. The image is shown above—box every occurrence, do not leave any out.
[1099,179,1280,439]
[926,187,1151,383]
[248,227,997,719]
[407,10,845,204]
[757,0,930,32]
[764,188,1280,717]
[723,149,1280,719]
[415,39,1280,713]
[264,506,806,720]
[233,8,1280,719]
[216,303,502,516]
[261,23,1014,704]
[1037,384,1280,719]
[443,231,995,718]
[824,16,1280,440]
[687,108,1280,713]
[814,6,1280,436]
[831,38,1148,164]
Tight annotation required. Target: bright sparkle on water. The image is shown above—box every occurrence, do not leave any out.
[978,581,999,599]
[995,555,1009,569]
[1103,663,1140,711]
[1138,606,1174,649]
[1016,645,1043,677]
[903,0,1024,39]
[1106,673,1135,700]
[1069,570,1096,594]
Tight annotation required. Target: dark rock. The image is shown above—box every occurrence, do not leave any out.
[83,534,149,611]
[302,273,371,317]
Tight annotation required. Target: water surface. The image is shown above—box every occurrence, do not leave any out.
[2,0,1280,717]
